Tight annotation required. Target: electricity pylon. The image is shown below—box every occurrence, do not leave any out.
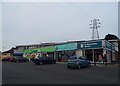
[89,19,101,40]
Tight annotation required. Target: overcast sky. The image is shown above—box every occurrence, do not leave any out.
[1,2,118,51]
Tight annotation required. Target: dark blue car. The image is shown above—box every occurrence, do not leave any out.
[67,56,90,69]
[14,57,29,62]
[34,56,56,65]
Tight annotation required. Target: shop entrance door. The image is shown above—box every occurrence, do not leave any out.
[85,49,93,61]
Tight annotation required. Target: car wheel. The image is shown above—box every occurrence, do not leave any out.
[67,66,71,69]
[40,62,44,65]
[53,61,56,64]
[88,63,91,67]
[35,62,40,65]
[78,64,82,69]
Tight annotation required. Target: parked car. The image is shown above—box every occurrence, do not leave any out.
[14,57,29,62]
[6,57,11,61]
[22,58,29,62]
[30,57,35,62]
[2,57,10,61]
[2,58,7,61]
[9,57,16,62]
[13,57,21,62]
[34,56,56,65]
[67,56,90,69]
[9,56,29,63]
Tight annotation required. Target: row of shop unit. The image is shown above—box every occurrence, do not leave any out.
[22,40,118,63]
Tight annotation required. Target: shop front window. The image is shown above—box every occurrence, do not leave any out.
[94,49,103,63]
[107,51,111,63]
[85,49,93,61]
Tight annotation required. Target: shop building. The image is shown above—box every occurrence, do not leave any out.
[19,39,118,63]
[55,43,77,62]
[77,40,118,63]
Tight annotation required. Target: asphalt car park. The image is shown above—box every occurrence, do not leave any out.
[2,61,118,84]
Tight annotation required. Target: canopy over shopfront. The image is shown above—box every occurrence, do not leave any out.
[23,49,37,53]
[55,43,77,51]
[35,46,55,58]
[23,46,55,57]
[37,46,55,53]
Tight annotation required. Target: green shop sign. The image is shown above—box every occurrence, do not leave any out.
[36,48,41,52]
[35,46,55,52]
[56,43,77,51]
[40,46,55,52]
[77,40,102,49]
[23,49,37,53]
